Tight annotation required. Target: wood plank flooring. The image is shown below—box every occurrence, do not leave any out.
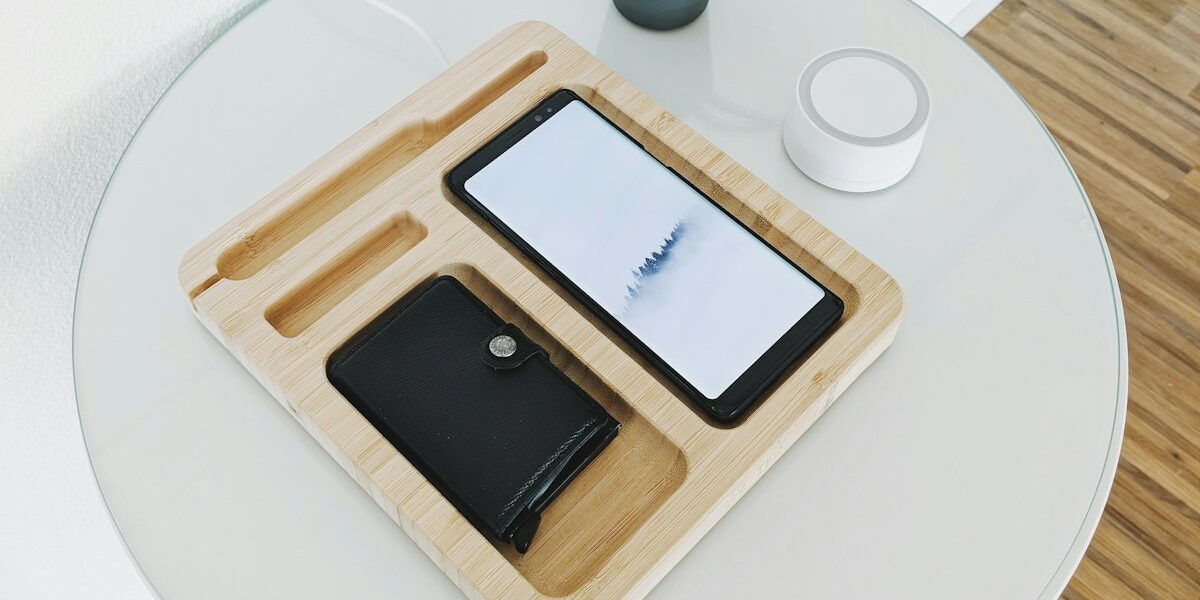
[967,1,1200,597]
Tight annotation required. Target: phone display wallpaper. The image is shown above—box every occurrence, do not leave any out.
[465,100,824,400]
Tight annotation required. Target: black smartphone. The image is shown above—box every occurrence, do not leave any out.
[447,89,843,423]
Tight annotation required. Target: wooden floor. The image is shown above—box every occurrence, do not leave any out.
[967,1,1200,597]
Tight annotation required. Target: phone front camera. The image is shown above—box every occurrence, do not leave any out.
[533,115,543,122]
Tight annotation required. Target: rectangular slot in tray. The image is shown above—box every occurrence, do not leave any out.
[266,212,427,337]
[213,49,548,284]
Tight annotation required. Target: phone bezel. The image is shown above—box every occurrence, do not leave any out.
[446,89,843,423]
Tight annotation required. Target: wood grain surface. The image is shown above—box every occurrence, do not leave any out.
[969,2,1200,598]
[179,22,902,599]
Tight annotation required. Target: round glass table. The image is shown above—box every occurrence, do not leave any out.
[74,0,1127,597]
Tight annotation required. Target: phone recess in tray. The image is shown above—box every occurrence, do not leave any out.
[446,89,844,423]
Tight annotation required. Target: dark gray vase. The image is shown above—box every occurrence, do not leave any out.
[613,0,709,30]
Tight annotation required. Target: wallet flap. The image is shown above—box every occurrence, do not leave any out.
[480,322,545,370]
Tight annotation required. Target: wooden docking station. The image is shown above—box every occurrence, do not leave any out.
[179,21,903,600]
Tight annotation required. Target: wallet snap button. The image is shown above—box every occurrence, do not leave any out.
[488,334,518,358]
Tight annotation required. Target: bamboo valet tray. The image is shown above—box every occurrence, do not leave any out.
[179,21,903,600]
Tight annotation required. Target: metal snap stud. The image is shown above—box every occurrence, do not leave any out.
[488,334,517,358]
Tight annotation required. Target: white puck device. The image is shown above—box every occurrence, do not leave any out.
[783,47,930,193]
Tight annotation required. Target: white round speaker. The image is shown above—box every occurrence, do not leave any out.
[783,47,931,193]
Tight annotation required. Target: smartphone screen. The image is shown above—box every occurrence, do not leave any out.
[457,95,834,402]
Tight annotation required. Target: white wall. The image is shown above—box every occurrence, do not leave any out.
[921,0,1005,34]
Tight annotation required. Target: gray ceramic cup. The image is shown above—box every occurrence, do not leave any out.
[614,0,709,30]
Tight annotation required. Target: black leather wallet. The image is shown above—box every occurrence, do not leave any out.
[327,276,619,553]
